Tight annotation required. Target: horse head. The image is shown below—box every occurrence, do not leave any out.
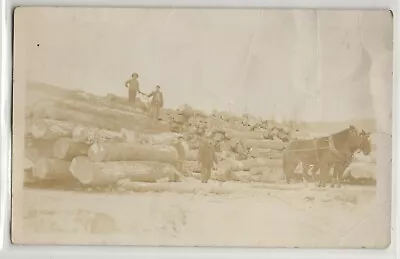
[358,130,372,155]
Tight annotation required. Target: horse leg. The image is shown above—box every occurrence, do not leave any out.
[331,164,338,188]
[336,165,346,188]
[318,162,331,188]
[302,163,310,184]
[311,165,319,182]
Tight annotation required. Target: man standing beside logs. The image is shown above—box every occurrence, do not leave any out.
[125,73,143,105]
[147,85,164,121]
[197,136,218,183]
[171,135,188,181]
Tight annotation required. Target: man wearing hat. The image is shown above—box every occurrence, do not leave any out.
[147,85,164,121]
[171,135,188,181]
[125,73,143,105]
[197,136,218,183]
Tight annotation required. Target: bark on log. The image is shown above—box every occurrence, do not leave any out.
[73,125,124,145]
[88,143,179,163]
[32,158,72,180]
[245,139,285,150]
[70,156,183,186]
[53,137,90,161]
[31,119,75,140]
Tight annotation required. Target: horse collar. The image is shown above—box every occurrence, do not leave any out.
[328,135,341,156]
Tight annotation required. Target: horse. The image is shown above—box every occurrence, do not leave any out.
[303,130,372,187]
[282,126,372,187]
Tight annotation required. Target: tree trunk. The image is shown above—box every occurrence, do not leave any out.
[53,137,90,161]
[73,125,124,145]
[31,119,75,140]
[245,139,285,150]
[88,143,179,163]
[70,156,182,186]
[32,158,72,180]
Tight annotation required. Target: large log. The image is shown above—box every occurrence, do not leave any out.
[218,158,282,173]
[53,137,90,161]
[32,158,72,180]
[88,143,179,163]
[31,119,75,140]
[25,139,57,161]
[66,91,142,114]
[70,156,183,186]
[58,99,146,120]
[31,102,123,131]
[73,125,124,145]
[245,139,285,150]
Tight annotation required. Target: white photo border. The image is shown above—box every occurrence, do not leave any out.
[1,0,398,258]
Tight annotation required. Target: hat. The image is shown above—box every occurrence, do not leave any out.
[132,73,138,78]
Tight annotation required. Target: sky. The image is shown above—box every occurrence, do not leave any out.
[16,8,393,122]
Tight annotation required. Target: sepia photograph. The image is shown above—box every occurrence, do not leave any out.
[11,7,393,248]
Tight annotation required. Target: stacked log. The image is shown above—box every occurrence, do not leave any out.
[70,156,182,186]
[87,143,179,163]
[73,125,124,145]
[32,158,72,180]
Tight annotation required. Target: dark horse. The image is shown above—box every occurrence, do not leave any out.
[282,126,372,187]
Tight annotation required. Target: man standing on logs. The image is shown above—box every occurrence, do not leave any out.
[125,73,143,105]
[197,137,218,183]
[147,85,164,121]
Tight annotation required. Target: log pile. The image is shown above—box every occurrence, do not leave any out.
[24,84,375,190]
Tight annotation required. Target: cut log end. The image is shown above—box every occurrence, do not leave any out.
[31,122,47,139]
[32,158,49,179]
[53,138,73,159]
[88,143,106,162]
[70,156,96,185]
[72,125,86,142]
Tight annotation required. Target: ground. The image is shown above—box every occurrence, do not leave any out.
[20,180,385,248]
